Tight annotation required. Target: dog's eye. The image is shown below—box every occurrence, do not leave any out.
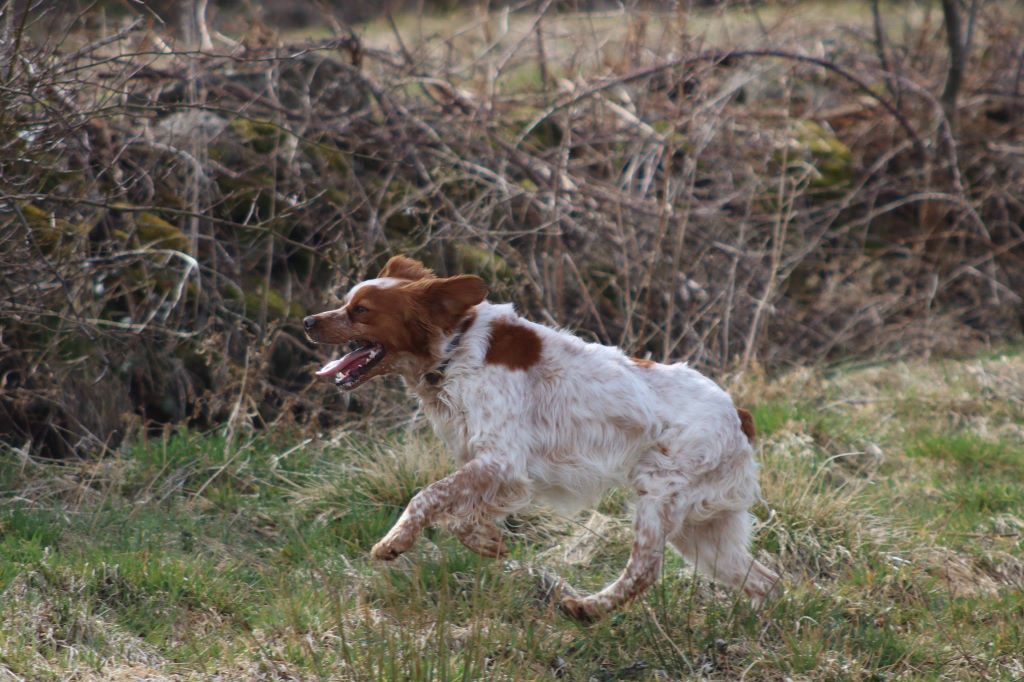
[352,305,369,315]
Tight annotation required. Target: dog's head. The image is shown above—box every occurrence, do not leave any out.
[303,256,487,390]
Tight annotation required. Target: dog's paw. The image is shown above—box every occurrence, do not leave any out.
[743,560,781,607]
[370,539,403,561]
[559,595,605,625]
[370,529,414,561]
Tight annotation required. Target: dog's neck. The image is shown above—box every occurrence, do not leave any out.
[400,309,480,403]
[399,302,516,411]
[423,313,474,387]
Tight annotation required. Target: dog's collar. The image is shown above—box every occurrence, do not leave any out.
[424,315,475,387]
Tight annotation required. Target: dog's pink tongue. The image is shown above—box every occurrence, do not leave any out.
[316,347,372,378]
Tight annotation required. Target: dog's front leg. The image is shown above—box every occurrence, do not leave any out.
[371,458,502,561]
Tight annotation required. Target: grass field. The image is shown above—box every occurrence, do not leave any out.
[2,351,1023,681]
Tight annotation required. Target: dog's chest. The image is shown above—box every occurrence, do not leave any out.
[418,390,474,465]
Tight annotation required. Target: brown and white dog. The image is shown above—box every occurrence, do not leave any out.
[304,255,778,622]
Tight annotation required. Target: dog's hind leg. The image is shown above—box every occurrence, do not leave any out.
[561,486,683,623]
[669,510,778,604]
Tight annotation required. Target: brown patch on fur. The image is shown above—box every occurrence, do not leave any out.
[737,408,756,442]
[631,357,656,368]
[378,255,435,281]
[485,321,542,370]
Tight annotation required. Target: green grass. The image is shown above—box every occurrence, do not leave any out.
[2,352,1023,679]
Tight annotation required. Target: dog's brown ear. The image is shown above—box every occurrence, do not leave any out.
[737,408,756,442]
[379,255,434,281]
[415,274,488,330]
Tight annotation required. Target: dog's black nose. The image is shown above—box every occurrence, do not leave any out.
[303,316,316,331]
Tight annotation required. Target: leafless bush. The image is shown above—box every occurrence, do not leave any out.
[1,1,1021,456]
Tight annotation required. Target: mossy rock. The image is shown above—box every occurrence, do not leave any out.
[216,174,277,226]
[304,140,352,175]
[207,139,245,166]
[229,118,286,154]
[136,212,190,252]
[323,188,352,207]
[779,120,853,189]
[223,282,244,304]
[37,168,86,194]
[225,281,305,321]
[121,264,183,297]
[453,243,515,283]
[18,203,90,254]
[247,287,305,321]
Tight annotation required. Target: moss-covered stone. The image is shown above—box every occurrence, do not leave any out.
[122,264,181,296]
[18,203,89,254]
[251,287,305,321]
[229,118,285,154]
[225,280,305,321]
[454,243,515,282]
[780,120,854,189]
[216,173,278,227]
[323,188,352,207]
[136,212,190,252]
[305,140,352,175]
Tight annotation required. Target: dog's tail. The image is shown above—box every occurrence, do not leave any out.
[737,408,756,443]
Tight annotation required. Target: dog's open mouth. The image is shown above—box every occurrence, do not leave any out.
[315,340,386,389]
